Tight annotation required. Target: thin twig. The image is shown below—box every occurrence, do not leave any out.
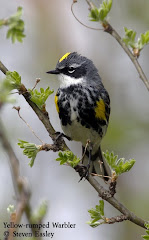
[0,60,8,74]
[105,23,149,91]
[84,0,149,91]
[71,1,102,31]
[85,0,95,10]
[13,106,44,144]
[91,172,111,179]
[31,78,40,91]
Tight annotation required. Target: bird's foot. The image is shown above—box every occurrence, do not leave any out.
[54,132,71,144]
[74,164,90,181]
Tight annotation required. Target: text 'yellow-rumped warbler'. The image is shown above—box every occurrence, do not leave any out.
[47,52,110,178]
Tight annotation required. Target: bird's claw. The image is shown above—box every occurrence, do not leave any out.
[54,132,71,144]
[74,164,90,181]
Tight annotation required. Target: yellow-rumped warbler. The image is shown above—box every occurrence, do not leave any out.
[47,52,110,178]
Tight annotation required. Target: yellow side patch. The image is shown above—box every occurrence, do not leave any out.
[95,99,106,121]
[55,95,59,113]
[59,52,71,63]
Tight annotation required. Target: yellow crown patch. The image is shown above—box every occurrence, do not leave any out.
[59,52,71,63]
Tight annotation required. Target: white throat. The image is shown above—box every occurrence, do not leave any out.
[58,73,84,88]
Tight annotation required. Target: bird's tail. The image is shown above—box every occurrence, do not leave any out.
[82,146,111,180]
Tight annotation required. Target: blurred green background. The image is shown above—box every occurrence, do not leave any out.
[0,0,149,239]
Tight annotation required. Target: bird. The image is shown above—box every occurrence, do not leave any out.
[47,52,111,179]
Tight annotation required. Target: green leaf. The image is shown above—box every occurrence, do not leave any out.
[4,71,21,90]
[138,31,149,50]
[0,6,25,43]
[18,139,41,167]
[28,87,54,110]
[89,8,101,22]
[98,9,105,21]
[100,0,112,20]
[89,0,112,22]
[86,221,103,228]
[124,27,136,40]
[145,223,149,229]
[40,87,44,93]
[123,28,149,53]
[87,200,106,228]
[142,236,149,240]
[103,150,135,176]
[142,222,149,239]
[0,71,21,105]
[98,200,104,216]
[56,151,80,168]
[0,81,16,105]
[123,27,137,49]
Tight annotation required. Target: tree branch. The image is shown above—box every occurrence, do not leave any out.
[0,61,8,74]
[0,60,68,150]
[88,175,146,229]
[71,1,102,31]
[0,61,146,229]
[83,1,149,91]
[105,214,128,224]
[0,117,40,239]
[104,23,149,91]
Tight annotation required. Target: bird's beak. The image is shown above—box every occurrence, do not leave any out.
[46,69,60,75]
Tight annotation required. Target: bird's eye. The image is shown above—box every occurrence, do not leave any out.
[68,67,75,74]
